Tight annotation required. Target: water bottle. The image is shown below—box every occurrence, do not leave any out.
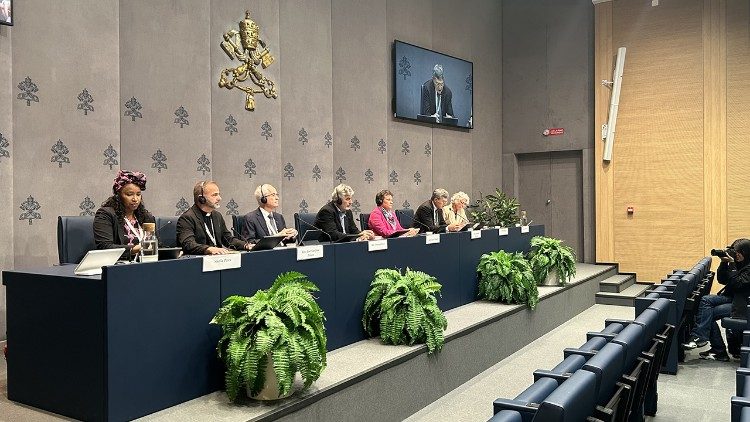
[140,222,159,262]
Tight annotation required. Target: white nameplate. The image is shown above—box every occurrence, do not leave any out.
[498,227,509,236]
[202,253,241,272]
[297,245,324,261]
[521,225,530,234]
[471,229,482,240]
[425,234,441,245]
[368,239,388,252]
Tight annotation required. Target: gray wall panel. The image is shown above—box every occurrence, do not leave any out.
[0,24,12,339]
[119,0,212,217]
[13,0,120,268]
[279,0,333,221]
[332,0,388,222]
[211,2,282,220]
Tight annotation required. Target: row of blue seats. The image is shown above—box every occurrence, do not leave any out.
[56,209,418,264]
[729,302,750,421]
[490,297,676,422]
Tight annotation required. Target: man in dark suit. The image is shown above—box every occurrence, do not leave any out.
[413,188,464,233]
[420,64,454,120]
[176,181,251,255]
[315,184,375,242]
[240,183,297,243]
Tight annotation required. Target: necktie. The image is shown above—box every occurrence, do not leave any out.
[340,212,347,234]
[268,214,278,235]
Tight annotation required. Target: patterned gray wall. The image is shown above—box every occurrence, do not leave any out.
[0,0,506,339]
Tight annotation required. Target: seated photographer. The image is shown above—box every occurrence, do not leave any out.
[683,238,750,361]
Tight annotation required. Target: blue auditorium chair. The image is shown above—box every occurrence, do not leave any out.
[155,216,177,248]
[492,377,559,421]
[395,208,414,229]
[57,216,96,264]
[294,212,319,241]
[360,213,370,231]
[580,342,626,408]
[731,396,750,422]
[487,410,522,422]
[534,369,599,422]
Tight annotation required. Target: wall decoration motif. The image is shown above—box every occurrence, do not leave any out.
[103,144,118,170]
[174,106,189,128]
[19,196,41,225]
[364,168,374,184]
[79,196,96,216]
[389,170,398,185]
[261,121,272,140]
[424,142,432,156]
[50,140,70,168]
[0,132,9,162]
[402,200,411,209]
[398,56,411,80]
[299,199,309,214]
[218,10,278,111]
[151,149,168,173]
[324,131,332,148]
[197,153,211,175]
[77,89,94,115]
[335,167,346,182]
[283,162,295,180]
[352,199,361,214]
[225,115,238,135]
[312,164,322,182]
[377,139,386,154]
[414,171,422,185]
[125,96,143,121]
[17,76,39,106]
[401,141,410,155]
[350,136,360,151]
[298,127,309,145]
[175,197,190,216]
[226,198,239,216]
[244,158,257,178]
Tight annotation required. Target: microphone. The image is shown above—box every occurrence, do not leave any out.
[296,217,332,245]
[411,218,434,234]
[153,220,173,248]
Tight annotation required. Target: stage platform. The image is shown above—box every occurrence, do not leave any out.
[135,263,617,422]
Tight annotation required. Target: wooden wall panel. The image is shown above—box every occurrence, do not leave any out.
[726,0,750,242]
[610,0,706,281]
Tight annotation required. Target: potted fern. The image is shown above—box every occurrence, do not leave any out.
[477,250,539,309]
[210,271,327,402]
[528,236,577,286]
[362,268,448,354]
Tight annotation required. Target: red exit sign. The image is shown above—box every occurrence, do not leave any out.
[543,128,565,136]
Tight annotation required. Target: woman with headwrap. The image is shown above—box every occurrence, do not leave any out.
[93,170,155,261]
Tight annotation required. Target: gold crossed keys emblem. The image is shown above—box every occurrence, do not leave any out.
[219,10,278,111]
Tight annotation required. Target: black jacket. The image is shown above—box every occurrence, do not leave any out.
[412,200,446,233]
[176,204,247,254]
[240,208,292,243]
[93,206,155,261]
[420,79,454,117]
[717,261,750,318]
[314,201,359,242]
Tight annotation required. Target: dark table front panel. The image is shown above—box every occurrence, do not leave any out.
[456,229,501,305]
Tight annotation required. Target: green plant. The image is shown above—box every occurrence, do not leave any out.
[528,236,577,285]
[210,271,326,402]
[362,268,448,354]
[471,189,520,227]
[477,250,539,309]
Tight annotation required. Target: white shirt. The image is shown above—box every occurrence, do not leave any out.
[260,208,278,235]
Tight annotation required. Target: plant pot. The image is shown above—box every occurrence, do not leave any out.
[541,268,560,286]
[248,354,295,401]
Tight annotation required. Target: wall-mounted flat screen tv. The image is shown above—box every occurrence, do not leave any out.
[0,0,11,26]
[393,40,473,129]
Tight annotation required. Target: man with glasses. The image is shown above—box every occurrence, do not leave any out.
[239,183,297,243]
[413,188,463,234]
[420,64,454,121]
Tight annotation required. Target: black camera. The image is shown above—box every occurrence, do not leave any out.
[711,247,736,259]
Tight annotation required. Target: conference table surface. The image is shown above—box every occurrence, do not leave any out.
[3,225,543,422]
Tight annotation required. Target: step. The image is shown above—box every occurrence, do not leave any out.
[595,282,652,307]
[599,273,636,293]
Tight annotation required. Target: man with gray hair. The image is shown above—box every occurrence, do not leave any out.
[315,183,375,242]
[413,188,463,233]
[239,184,297,243]
[420,64,454,119]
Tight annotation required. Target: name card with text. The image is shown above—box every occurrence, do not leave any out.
[297,245,324,261]
[471,229,482,240]
[368,239,388,252]
[202,253,241,272]
[425,234,441,245]
[498,228,509,236]
[521,225,530,234]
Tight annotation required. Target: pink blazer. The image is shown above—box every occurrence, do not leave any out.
[367,207,404,237]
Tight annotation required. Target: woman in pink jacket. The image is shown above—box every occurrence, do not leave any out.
[368,190,419,238]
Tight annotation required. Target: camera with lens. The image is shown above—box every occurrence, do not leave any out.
[711,247,736,259]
